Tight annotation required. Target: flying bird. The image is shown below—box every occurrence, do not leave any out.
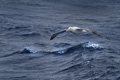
[50,27,109,40]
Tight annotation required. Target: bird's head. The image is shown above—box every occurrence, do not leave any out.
[66,27,73,32]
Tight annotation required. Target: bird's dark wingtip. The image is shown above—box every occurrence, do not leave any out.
[50,36,54,40]
[50,29,66,41]
[50,38,53,40]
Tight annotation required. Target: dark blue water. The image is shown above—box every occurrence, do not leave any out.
[0,0,120,80]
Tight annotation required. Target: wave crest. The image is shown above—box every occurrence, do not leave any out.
[54,42,103,54]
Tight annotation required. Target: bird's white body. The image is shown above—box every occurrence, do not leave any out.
[66,27,88,33]
[50,26,109,40]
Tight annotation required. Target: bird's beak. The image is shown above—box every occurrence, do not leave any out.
[65,29,69,32]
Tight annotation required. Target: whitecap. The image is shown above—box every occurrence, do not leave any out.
[82,42,102,49]
[23,46,38,53]
[56,49,67,54]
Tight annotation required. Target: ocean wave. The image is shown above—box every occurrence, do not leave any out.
[53,42,103,54]
[20,32,41,37]
[0,42,103,59]
[21,42,103,54]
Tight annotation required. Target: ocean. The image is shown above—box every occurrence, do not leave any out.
[0,0,120,80]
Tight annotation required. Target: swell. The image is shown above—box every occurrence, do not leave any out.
[53,42,103,54]
[0,42,103,59]
[19,32,41,37]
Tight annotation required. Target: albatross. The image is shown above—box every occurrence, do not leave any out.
[50,27,109,40]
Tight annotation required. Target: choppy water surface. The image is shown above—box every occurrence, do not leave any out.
[0,0,120,80]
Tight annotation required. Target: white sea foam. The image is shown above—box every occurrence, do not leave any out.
[82,42,102,49]
[24,46,38,53]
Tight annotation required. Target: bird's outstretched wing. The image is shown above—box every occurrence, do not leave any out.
[50,30,66,40]
[88,29,110,40]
